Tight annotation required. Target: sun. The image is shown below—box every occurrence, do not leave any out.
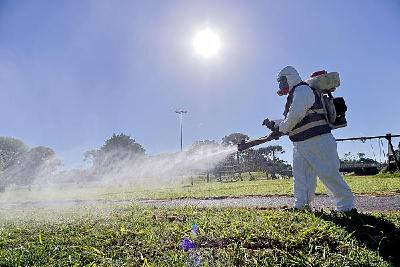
[193,28,221,58]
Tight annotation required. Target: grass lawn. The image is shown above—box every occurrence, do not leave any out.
[102,174,400,200]
[1,174,399,203]
[1,174,399,266]
[1,205,399,266]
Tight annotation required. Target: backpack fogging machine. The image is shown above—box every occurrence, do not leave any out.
[237,70,348,152]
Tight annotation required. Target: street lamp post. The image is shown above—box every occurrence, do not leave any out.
[175,109,188,151]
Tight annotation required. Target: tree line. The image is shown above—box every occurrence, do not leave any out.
[0,137,61,190]
[0,132,292,189]
[218,133,292,180]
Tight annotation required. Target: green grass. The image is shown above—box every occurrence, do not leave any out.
[109,174,400,199]
[375,171,400,178]
[1,174,399,266]
[1,205,399,266]
[1,174,399,203]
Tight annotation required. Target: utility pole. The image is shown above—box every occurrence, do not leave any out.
[175,109,188,151]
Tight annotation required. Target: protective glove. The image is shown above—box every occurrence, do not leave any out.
[262,118,279,132]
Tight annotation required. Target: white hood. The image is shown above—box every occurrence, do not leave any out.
[277,66,302,90]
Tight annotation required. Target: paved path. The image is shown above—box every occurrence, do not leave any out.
[139,195,400,212]
[1,195,399,212]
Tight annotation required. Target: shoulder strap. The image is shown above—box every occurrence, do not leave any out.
[283,82,309,118]
[295,81,309,88]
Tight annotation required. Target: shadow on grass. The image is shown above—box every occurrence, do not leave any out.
[315,210,400,266]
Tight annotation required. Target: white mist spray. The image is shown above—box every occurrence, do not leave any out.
[98,144,238,186]
[0,143,238,204]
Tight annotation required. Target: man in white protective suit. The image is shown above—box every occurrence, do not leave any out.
[264,66,354,211]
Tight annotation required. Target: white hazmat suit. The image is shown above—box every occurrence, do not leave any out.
[277,66,354,211]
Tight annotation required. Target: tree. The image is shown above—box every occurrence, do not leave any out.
[240,148,266,180]
[0,139,62,188]
[190,140,219,150]
[14,146,62,186]
[222,133,249,146]
[357,152,366,160]
[0,137,29,190]
[340,152,377,165]
[218,134,291,181]
[220,133,250,181]
[342,152,355,163]
[0,137,29,171]
[84,133,146,175]
[239,145,291,179]
[258,145,284,163]
[101,133,145,155]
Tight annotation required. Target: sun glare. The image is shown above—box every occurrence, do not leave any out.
[193,28,221,58]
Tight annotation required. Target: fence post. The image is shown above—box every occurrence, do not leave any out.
[386,133,400,170]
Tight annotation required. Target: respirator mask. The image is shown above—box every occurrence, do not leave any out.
[277,75,290,96]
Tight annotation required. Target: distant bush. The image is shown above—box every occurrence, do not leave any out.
[375,171,400,178]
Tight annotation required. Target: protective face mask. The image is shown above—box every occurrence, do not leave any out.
[277,76,290,96]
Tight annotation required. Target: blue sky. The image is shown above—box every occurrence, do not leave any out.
[0,0,399,167]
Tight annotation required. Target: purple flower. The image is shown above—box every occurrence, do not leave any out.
[180,237,196,251]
